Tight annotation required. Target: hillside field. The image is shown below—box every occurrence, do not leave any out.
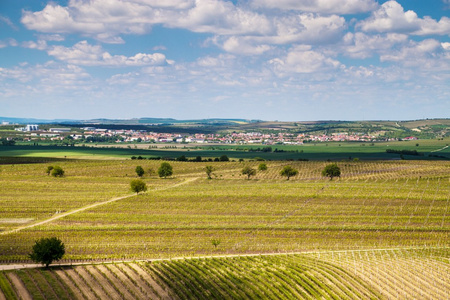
[0,158,449,299]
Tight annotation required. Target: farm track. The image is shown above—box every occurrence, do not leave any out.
[0,177,199,236]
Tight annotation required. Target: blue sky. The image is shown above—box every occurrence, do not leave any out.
[0,0,449,121]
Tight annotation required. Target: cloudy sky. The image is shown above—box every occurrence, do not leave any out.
[0,0,449,121]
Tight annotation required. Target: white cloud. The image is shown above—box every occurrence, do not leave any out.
[251,0,378,14]
[21,1,153,42]
[171,0,272,35]
[0,61,90,86]
[341,32,408,58]
[20,0,345,52]
[211,13,346,55]
[22,40,48,51]
[270,46,342,74]
[47,41,168,66]
[380,39,450,72]
[0,38,18,48]
[358,1,450,36]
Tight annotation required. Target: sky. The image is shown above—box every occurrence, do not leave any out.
[0,0,449,121]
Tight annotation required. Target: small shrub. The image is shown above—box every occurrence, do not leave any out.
[135,165,145,177]
[51,166,64,177]
[130,179,147,194]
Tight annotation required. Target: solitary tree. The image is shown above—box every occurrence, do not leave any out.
[258,163,268,171]
[158,162,173,178]
[219,155,229,162]
[29,237,65,268]
[205,165,215,179]
[211,239,221,249]
[130,179,147,194]
[242,166,256,180]
[280,165,298,180]
[322,163,341,180]
[51,166,65,177]
[46,166,54,176]
[135,165,145,177]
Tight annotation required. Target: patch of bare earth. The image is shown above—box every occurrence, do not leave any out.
[6,272,32,300]
[64,268,97,299]
[85,265,122,300]
[95,264,136,300]
[128,263,172,299]
[54,268,85,300]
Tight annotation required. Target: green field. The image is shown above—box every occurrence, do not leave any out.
[0,156,449,299]
[2,137,450,161]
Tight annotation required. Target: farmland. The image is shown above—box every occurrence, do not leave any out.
[0,158,449,298]
[1,136,450,161]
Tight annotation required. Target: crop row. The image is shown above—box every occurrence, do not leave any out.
[2,248,447,299]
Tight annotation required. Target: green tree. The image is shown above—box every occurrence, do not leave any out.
[51,166,64,177]
[219,155,229,162]
[242,166,256,180]
[258,163,268,171]
[280,165,298,180]
[322,163,341,180]
[158,162,173,178]
[29,237,65,268]
[46,166,54,176]
[135,165,145,177]
[130,179,147,194]
[211,239,221,249]
[205,165,215,179]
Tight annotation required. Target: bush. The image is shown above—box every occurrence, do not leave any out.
[219,155,229,162]
[29,237,65,268]
[135,165,145,177]
[51,166,64,177]
[258,163,268,171]
[242,166,256,180]
[280,166,298,180]
[130,179,147,194]
[322,163,341,180]
[205,165,215,179]
[46,166,54,176]
[158,162,173,178]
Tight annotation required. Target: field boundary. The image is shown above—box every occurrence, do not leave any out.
[1,245,447,271]
[0,177,199,236]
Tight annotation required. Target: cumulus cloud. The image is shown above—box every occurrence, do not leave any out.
[358,1,450,35]
[270,46,342,74]
[47,41,168,66]
[22,40,48,51]
[341,32,408,58]
[380,39,442,62]
[21,1,153,42]
[20,0,346,54]
[251,0,378,14]
[379,39,450,72]
[211,13,346,54]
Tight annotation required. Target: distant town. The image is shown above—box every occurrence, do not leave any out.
[9,124,418,145]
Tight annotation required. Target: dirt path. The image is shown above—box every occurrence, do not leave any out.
[430,145,449,153]
[0,177,198,236]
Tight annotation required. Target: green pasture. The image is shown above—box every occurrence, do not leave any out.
[0,160,448,262]
[1,137,449,161]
